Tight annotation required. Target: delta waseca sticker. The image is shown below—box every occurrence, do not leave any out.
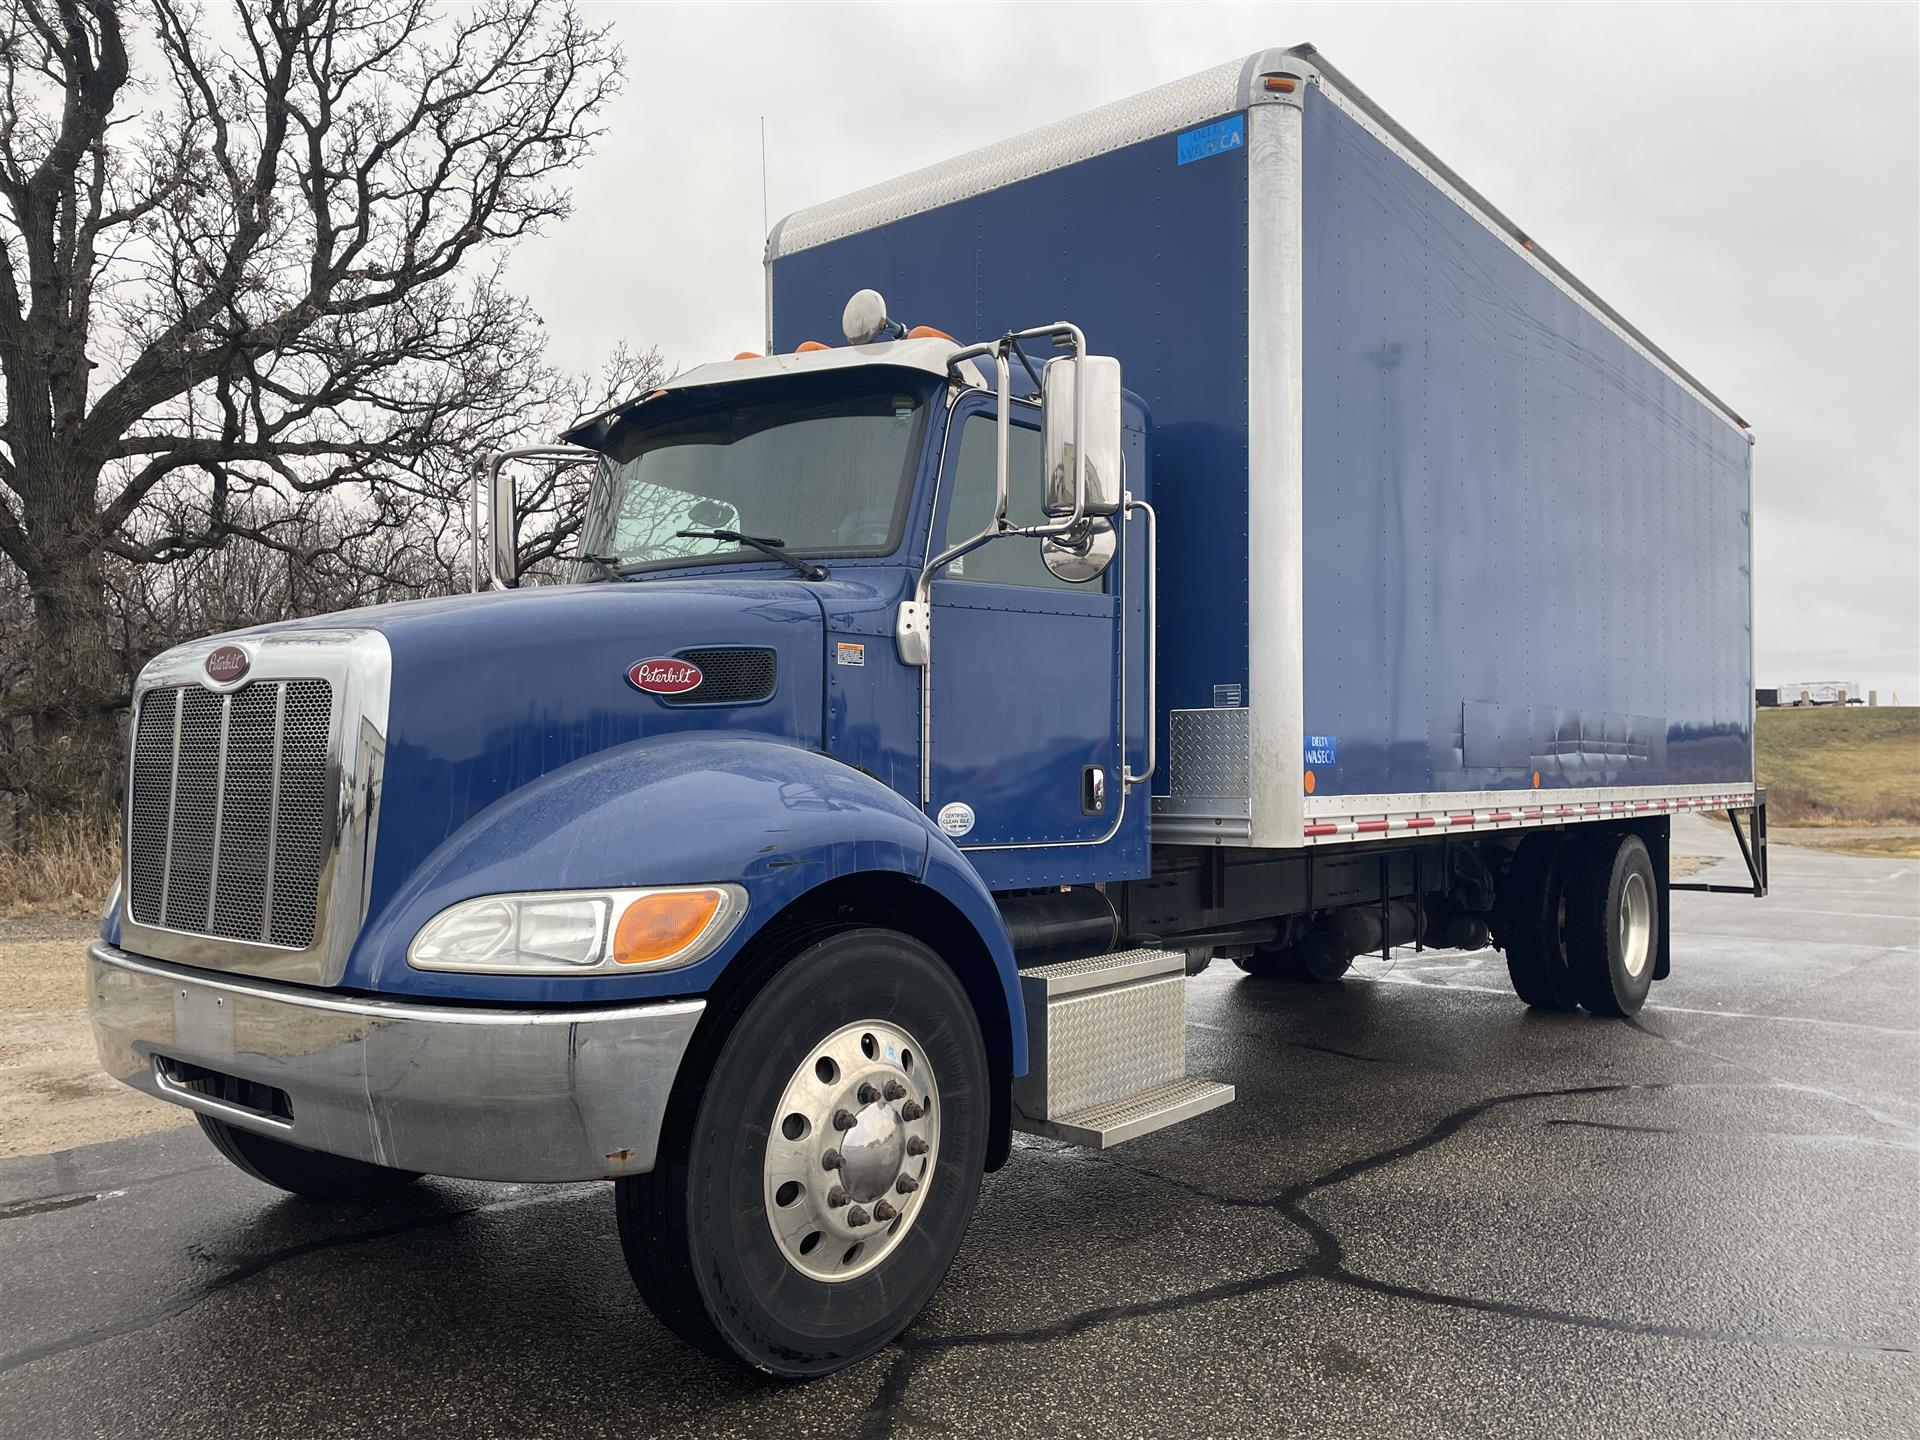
[936,802,975,837]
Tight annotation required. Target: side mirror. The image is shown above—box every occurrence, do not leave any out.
[1041,516,1117,583]
[488,462,517,589]
[1042,355,1123,520]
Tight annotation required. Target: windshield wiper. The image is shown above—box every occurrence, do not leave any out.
[579,552,625,581]
[672,528,827,580]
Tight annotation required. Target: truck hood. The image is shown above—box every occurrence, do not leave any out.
[243,578,830,923]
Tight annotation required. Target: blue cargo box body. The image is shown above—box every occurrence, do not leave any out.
[768,45,1755,851]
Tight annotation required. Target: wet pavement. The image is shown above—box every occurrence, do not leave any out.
[3,816,1915,1438]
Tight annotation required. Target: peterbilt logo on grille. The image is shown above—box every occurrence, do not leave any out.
[627,658,704,695]
[204,645,251,684]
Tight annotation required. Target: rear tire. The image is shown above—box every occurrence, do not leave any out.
[617,927,989,1377]
[1564,832,1659,1017]
[1496,835,1583,1012]
[197,1117,422,1200]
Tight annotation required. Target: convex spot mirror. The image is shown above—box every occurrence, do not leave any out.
[1042,517,1117,584]
[1042,354,1123,520]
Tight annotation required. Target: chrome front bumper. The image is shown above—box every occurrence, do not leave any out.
[88,942,704,1182]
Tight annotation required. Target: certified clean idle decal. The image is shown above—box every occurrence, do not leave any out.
[936,802,975,837]
[627,658,704,695]
[204,644,250,684]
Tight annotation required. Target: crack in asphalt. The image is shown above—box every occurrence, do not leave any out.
[857,1079,1914,1439]
[0,1159,220,1221]
[1627,1017,1919,1131]
[1544,1117,1920,1152]
[0,1188,591,1375]
[1286,1039,1411,1066]
[0,1191,120,1221]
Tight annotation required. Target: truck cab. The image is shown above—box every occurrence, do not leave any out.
[89,301,1212,1378]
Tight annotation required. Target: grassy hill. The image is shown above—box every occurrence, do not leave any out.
[1756,706,1920,827]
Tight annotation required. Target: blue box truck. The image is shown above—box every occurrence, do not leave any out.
[87,45,1765,1375]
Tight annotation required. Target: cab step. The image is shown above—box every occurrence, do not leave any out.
[1011,948,1234,1149]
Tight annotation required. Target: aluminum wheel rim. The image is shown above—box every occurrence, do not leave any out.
[1620,871,1653,978]
[763,1020,940,1283]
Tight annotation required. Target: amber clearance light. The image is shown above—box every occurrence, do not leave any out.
[614,888,731,967]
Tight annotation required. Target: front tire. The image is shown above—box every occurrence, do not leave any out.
[617,928,989,1376]
[197,1116,422,1200]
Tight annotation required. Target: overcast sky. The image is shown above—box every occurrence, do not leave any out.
[510,2,1920,702]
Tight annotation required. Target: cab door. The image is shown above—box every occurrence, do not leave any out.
[924,400,1123,858]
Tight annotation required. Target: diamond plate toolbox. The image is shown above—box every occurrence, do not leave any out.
[1011,949,1188,1121]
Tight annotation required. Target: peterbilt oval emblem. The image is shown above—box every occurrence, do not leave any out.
[627,657,704,695]
[204,645,251,685]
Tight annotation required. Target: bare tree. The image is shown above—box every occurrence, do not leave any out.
[0,0,622,816]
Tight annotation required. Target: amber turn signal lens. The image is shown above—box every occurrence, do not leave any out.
[1303,769,1316,794]
[613,890,724,966]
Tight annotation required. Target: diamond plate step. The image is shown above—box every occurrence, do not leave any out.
[1012,948,1233,1148]
[1021,1077,1236,1149]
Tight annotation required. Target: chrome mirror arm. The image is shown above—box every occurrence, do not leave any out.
[470,445,598,592]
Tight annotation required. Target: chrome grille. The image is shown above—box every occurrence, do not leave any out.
[127,680,336,948]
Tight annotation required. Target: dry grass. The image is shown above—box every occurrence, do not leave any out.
[1770,830,1920,860]
[1757,707,1920,827]
[0,815,119,919]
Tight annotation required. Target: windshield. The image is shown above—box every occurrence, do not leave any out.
[576,379,931,578]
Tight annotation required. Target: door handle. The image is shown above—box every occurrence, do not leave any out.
[1082,765,1107,815]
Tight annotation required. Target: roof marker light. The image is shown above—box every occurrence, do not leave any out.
[795,340,831,353]
[733,351,762,361]
[1264,75,1297,93]
[907,324,955,341]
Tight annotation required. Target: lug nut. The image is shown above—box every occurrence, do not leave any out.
[873,1200,899,1222]
[827,1186,851,1208]
[906,1136,929,1156]
[832,1109,858,1131]
[821,1148,844,1170]
[847,1206,871,1227]
[883,1079,909,1101]
[857,1082,882,1105]
[900,1100,925,1121]
[895,1174,920,1194]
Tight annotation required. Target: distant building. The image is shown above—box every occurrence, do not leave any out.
[1770,681,1863,707]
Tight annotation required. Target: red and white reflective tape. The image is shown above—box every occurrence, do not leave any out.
[1300,791,1755,842]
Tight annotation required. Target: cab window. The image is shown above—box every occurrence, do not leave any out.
[940,413,1093,591]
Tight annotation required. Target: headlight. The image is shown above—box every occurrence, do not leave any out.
[408,885,747,976]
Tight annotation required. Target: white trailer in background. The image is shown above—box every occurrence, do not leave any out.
[1776,682,1862,707]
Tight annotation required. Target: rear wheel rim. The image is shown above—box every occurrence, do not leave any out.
[763,1020,941,1283]
[1620,870,1653,979]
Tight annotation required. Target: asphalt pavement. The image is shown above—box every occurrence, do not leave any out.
[2,815,1915,1439]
